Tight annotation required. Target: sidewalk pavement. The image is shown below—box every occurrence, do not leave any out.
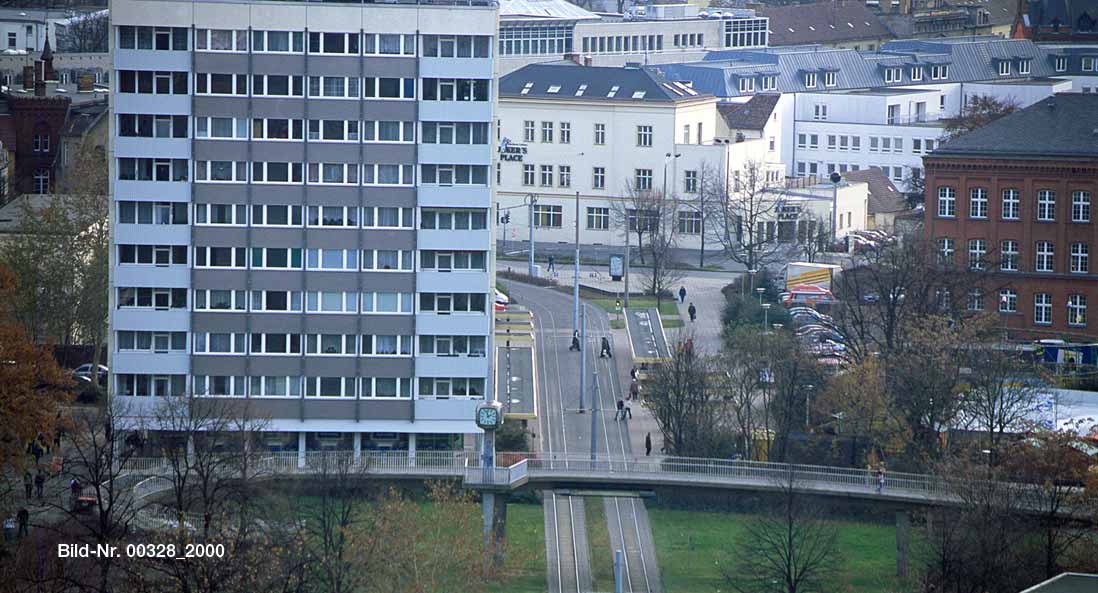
[609,312,665,460]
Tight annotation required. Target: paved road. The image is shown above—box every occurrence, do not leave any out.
[504,279,662,593]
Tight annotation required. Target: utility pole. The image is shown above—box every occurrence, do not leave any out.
[578,306,586,414]
[573,190,581,334]
[527,193,537,277]
[590,323,600,462]
[623,234,631,308]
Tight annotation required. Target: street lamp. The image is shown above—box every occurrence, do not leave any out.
[804,383,815,431]
[761,303,771,329]
[525,193,538,277]
[745,268,758,297]
[756,287,765,305]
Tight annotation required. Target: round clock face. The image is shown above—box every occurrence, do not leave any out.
[477,407,499,429]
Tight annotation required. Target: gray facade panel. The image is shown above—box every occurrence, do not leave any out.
[194,97,251,118]
[359,100,417,121]
[252,142,306,163]
[358,272,415,291]
[191,356,248,375]
[194,53,250,74]
[363,188,416,206]
[251,228,307,247]
[305,101,365,121]
[251,186,306,204]
[303,229,359,249]
[249,313,304,332]
[362,144,416,164]
[250,271,307,292]
[307,143,361,162]
[303,400,351,421]
[361,230,415,249]
[302,186,359,206]
[304,56,362,76]
[347,315,413,334]
[359,400,413,421]
[362,57,418,78]
[194,184,249,203]
[302,272,358,292]
[248,357,304,376]
[193,270,249,290]
[193,226,248,246]
[253,55,306,74]
[192,312,249,331]
[301,357,359,376]
[252,99,306,119]
[193,141,249,162]
[358,358,414,376]
[191,397,298,421]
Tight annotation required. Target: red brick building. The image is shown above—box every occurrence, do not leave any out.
[925,94,1098,339]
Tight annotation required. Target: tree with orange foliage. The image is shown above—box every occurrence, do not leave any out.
[0,264,73,475]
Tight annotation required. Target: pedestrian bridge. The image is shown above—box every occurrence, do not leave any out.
[120,451,960,509]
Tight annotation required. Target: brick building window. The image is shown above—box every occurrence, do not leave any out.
[1034,293,1052,325]
[1071,242,1089,273]
[1035,241,1055,272]
[1068,295,1087,327]
[937,187,955,217]
[1001,188,1020,220]
[1037,190,1056,221]
[999,289,1017,313]
[1072,191,1091,222]
[969,188,988,218]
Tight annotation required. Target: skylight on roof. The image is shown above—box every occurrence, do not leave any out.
[547,85,561,94]
[607,85,620,98]
[521,82,533,95]
[632,90,646,99]
[847,22,855,27]
[808,26,815,31]
[788,27,795,32]
[575,84,587,96]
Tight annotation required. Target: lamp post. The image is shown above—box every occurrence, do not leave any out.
[761,303,771,329]
[745,268,758,298]
[525,193,538,277]
[756,287,765,305]
[574,190,581,334]
[804,383,814,431]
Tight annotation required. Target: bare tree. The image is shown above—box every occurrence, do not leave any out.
[724,468,840,593]
[703,159,786,272]
[798,214,831,263]
[56,11,109,53]
[610,183,683,302]
[643,337,730,457]
[716,326,775,460]
[957,348,1041,460]
[943,94,1018,139]
[300,453,371,593]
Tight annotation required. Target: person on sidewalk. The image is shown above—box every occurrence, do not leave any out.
[629,379,640,401]
[16,508,28,538]
[547,255,555,273]
[569,330,581,352]
[687,302,697,323]
[630,366,638,381]
[875,468,885,494]
[678,286,687,303]
[645,433,652,457]
[614,399,624,421]
[623,397,632,420]
[34,472,44,500]
[23,471,32,498]
[599,337,612,358]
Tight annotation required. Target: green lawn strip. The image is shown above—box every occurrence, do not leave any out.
[488,503,547,593]
[588,296,681,318]
[584,498,614,592]
[649,508,903,593]
[662,318,685,328]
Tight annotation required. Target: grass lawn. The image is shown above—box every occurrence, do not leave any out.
[662,318,685,328]
[649,508,906,593]
[488,503,546,593]
[588,296,680,318]
[609,319,625,330]
[585,499,614,591]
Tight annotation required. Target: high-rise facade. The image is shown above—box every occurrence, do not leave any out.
[110,0,497,454]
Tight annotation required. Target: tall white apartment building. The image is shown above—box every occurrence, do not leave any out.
[110,0,497,455]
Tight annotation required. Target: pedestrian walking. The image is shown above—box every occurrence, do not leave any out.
[687,302,697,323]
[69,479,80,510]
[599,336,612,358]
[645,433,652,457]
[547,255,555,273]
[569,330,581,352]
[23,471,32,498]
[875,468,885,494]
[3,516,15,543]
[630,366,638,380]
[678,286,687,303]
[623,398,632,420]
[34,472,44,500]
[615,399,624,421]
[629,380,640,401]
[16,508,28,538]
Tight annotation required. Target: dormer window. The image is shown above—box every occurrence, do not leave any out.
[1054,56,1068,72]
[884,67,902,83]
[910,66,923,81]
[804,72,817,88]
[738,77,755,93]
[997,60,1010,76]
[931,64,949,79]
[760,75,777,91]
[1018,59,1031,75]
[824,71,836,87]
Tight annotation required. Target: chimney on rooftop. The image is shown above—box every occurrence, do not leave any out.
[564,52,583,65]
[584,55,592,67]
[77,73,94,92]
[22,64,34,91]
[33,61,45,96]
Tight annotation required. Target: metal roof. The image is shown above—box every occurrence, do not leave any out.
[932,94,1098,159]
[499,0,600,22]
[500,61,710,103]
[756,1,893,46]
[654,38,1080,99]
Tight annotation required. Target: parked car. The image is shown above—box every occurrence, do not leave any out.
[73,364,108,385]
